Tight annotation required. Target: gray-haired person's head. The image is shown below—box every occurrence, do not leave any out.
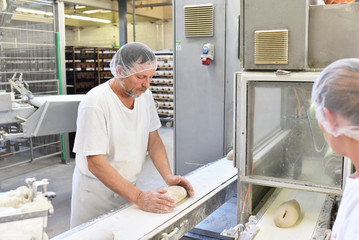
[312,58,359,141]
[110,42,157,78]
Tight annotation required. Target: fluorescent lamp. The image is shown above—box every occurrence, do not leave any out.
[65,14,111,23]
[17,7,53,16]
[83,9,111,14]
[75,5,86,9]
[16,7,111,23]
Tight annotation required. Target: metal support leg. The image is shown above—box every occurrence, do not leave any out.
[29,137,34,163]
[118,0,127,47]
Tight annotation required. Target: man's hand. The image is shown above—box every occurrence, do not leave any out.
[135,189,176,213]
[165,175,195,197]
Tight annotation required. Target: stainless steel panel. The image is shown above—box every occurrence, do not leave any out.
[0,93,12,111]
[308,3,359,68]
[174,0,226,175]
[225,0,242,154]
[241,0,309,70]
[24,100,81,137]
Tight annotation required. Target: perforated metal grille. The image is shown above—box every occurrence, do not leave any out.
[184,4,214,37]
[255,29,289,65]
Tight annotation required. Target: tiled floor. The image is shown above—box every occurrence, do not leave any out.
[0,126,237,239]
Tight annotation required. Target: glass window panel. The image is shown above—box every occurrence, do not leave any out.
[246,81,342,189]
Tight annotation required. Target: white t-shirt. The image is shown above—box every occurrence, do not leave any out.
[331,174,359,240]
[73,81,161,183]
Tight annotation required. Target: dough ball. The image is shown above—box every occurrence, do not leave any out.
[164,186,187,204]
[226,150,234,160]
[273,199,301,228]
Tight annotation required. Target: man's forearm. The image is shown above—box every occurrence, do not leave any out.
[148,131,173,183]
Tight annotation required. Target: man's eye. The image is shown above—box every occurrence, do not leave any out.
[137,75,145,79]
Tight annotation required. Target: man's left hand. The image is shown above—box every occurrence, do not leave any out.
[165,175,195,197]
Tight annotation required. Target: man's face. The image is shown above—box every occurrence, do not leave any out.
[120,68,156,98]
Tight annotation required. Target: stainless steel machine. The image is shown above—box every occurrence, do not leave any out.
[240,0,359,70]
[234,1,359,239]
[0,73,83,141]
[234,72,350,239]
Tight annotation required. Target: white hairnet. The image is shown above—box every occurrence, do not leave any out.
[110,42,157,78]
[311,58,359,142]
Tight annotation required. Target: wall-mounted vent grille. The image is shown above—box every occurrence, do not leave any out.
[255,29,289,65]
[184,4,214,37]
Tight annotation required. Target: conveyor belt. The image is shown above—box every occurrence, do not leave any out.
[52,158,238,240]
[253,188,331,240]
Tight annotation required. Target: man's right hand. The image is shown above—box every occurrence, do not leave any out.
[135,189,176,213]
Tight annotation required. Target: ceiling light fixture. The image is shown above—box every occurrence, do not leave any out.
[75,5,86,9]
[65,14,111,23]
[16,7,111,23]
[83,9,111,14]
[17,7,53,16]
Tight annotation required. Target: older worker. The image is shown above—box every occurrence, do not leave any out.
[70,42,194,228]
[312,58,359,240]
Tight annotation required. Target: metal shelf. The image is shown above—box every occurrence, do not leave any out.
[153,51,174,126]
[65,46,117,94]
[0,0,61,169]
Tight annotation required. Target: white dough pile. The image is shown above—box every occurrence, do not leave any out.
[0,186,53,240]
[0,186,53,215]
[273,199,301,228]
[163,186,188,204]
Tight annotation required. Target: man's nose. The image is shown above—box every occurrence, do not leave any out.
[142,78,151,88]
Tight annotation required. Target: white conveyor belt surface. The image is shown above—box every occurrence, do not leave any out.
[53,158,237,240]
[254,189,327,240]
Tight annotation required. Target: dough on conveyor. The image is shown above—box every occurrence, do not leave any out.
[163,186,187,204]
[273,199,301,228]
[226,150,233,160]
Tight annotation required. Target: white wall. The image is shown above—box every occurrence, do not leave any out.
[65,20,173,51]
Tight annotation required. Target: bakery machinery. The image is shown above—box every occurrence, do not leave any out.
[0,178,56,240]
[0,72,83,141]
[232,1,359,239]
[234,72,348,239]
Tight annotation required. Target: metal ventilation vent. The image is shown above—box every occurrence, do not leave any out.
[255,29,289,65]
[184,4,214,37]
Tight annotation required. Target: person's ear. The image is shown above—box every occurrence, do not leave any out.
[323,107,337,132]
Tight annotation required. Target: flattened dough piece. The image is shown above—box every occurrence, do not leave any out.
[164,186,188,204]
[273,199,301,228]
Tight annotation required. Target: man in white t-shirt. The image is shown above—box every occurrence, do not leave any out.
[70,42,194,228]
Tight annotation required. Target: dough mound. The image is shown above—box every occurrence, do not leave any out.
[164,186,187,204]
[273,199,301,228]
[226,150,234,160]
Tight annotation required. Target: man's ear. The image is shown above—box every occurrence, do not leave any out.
[323,107,337,132]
